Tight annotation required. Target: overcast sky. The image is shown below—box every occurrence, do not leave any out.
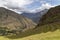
[0,0,60,13]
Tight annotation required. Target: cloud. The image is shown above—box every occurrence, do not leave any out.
[40,3,54,9]
[31,3,54,12]
[0,0,58,13]
[0,0,34,14]
[0,0,34,9]
[30,0,55,13]
[4,0,34,8]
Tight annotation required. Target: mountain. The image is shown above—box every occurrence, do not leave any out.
[21,9,48,23]
[0,7,36,35]
[37,5,60,27]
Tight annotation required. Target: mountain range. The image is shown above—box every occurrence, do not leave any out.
[10,5,60,40]
[0,5,60,36]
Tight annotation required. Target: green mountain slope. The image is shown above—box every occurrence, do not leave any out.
[37,5,60,26]
[0,7,36,35]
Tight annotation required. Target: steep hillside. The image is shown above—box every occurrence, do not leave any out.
[37,5,60,26]
[0,7,36,35]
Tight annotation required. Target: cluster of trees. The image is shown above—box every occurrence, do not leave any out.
[0,25,27,36]
[0,27,21,36]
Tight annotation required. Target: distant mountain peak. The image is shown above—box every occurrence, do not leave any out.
[21,9,48,23]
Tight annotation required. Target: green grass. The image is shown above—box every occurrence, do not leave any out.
[0,29,60,40]
[0,22,60,40]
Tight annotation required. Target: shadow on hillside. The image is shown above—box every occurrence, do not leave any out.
[4,22,60,39]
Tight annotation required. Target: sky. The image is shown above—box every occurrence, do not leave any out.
[0,0,60,13]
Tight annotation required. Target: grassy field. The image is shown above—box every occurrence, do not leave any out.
[0,29,60,40]
[0,22,60,40]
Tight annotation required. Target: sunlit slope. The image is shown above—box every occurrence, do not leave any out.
[0,7,36,33]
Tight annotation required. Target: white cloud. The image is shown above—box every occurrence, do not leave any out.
[39,0,54,9]
[0,0,57,13]
[40,3,54,9]
[4,0,34,8]
[0,0,34,9]
[30,3,55,13]
[0,0,34,14]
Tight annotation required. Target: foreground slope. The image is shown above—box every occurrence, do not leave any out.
[0,7,36,35]
[0,20,60,40]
